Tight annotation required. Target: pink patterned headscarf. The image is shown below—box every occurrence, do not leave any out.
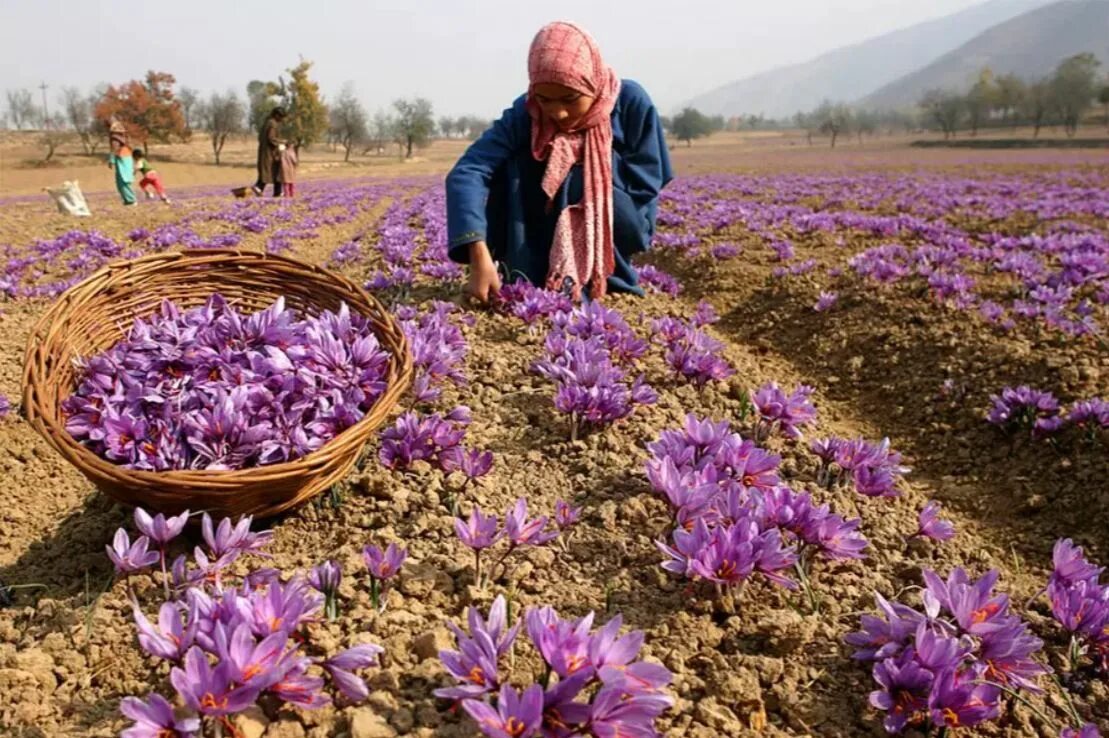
[526,21,621,300]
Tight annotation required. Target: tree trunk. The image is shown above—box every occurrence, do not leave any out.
[344,142,352,162]
[1033,121,1041,138]
[406,135,413,158]
[829,130,837,148]
[686,139,692,147]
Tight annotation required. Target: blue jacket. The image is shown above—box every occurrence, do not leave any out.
[445,80,673,294]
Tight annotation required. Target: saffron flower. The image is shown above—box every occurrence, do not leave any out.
[914,501,955,542]
[107,529,160,575]
[119,693,200,738]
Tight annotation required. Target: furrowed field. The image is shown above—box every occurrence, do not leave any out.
[0,136,1106,737]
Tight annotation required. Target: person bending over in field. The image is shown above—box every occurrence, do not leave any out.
[133,149,171,204]
[107,116,136,206]
[446,21,672,303]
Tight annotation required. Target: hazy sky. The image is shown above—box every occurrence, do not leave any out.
[1,0,993,117]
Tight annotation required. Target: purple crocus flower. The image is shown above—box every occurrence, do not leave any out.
[170,646,260,716]
[587,615,672,693]
[437,597,518,700]
[927,669,1000,729]
[455,508,503,551]
[362,542,407,581]
[107,529,160,574]
[869,653,933,733]
[269,656,329,709]
[308,560,342,596]
[322,643,383,702]
[586,687,673,738]
[813,291,838,312]
[201,513,273,560]
[504,498,558,547]
[461,683,544,738]
[0,394,10,419]
[215,623,294,691]
[1060,725,1102,738]
[133,600,197,662]
[440,447,494,482]
[915,501,955,542]
[554,500,582,530]
[1050,538,1103,589]
[526,606,595,679]
[119,693,200,738]
[134,507,190,546]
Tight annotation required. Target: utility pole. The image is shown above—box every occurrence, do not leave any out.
[39,81,49,127]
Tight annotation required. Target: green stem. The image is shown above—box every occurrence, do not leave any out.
[1046,669,1084,727]
[160,548,171,602]
[974,679,1060,730]
[370,577,380,611]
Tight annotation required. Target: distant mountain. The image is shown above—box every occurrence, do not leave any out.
[861,0,1109,109]
[684,0,1054,119]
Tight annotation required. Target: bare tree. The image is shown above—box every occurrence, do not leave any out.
[5,89,39,130]
[1020,80,1053,138]
[39,114,70,161]
[994,73,1026,127]
[438,116,454,138]
[392,97,434,158]
[178,86,200,131]
[1050,53,1101,137]
[364,110,394,155]
[813,100,851,147]
[963,69,997,137]
[920,89,963,139]
[330,83,369,162]
[200,90,246,165]
[60,86,103,154]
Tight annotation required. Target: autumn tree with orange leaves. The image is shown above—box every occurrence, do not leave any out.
[94,71,189,149]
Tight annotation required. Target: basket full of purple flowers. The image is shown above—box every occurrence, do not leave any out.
[22,248,413,518]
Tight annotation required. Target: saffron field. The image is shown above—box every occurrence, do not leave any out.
[0,151,1106,737]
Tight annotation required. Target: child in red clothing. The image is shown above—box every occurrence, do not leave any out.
[133,150,171,203]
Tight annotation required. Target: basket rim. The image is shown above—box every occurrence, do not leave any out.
[22,247,413,485]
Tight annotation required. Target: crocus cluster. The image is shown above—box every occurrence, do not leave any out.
[810,436,910,498]
[1045,538,1108,674]
[750,382,817,441]
[436,596,673,738]
[378,406,480,471]
[493,281,573,326]
[116,508,384,736]
[847,567,1046,734]
[636,264,683,296]
[532,318,657,440]
[986,386,1064,438]
[649,315,735,388]
[455,498,567,585]
[647,415,867,598]
[63,295,392,471]
[396,301,470,404]
[549,302,648,366]
[987,387,1109,442]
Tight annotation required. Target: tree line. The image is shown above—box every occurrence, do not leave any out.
[660,51,1107,149]
[3,60,492,164]
[916,53,1106,139]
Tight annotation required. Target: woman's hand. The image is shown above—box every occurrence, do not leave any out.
[466,241,500,304]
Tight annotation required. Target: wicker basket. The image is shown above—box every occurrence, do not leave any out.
[22,249,413,519]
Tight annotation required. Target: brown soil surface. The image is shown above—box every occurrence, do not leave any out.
[0,142,1106,737]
